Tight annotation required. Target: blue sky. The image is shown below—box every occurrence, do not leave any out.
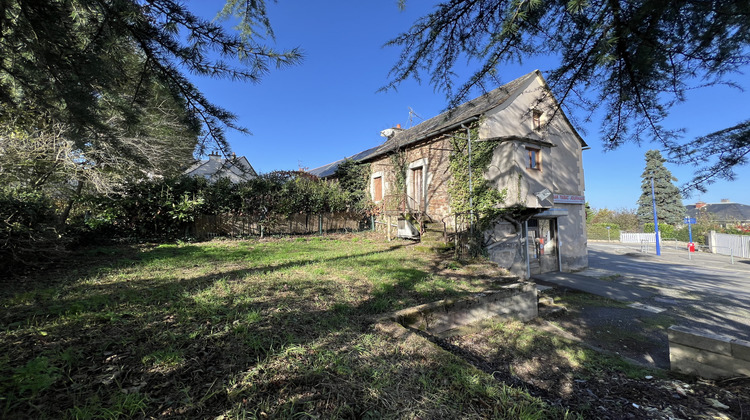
[187,1,750,210]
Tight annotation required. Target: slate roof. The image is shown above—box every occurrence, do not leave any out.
[307,146,380,178]
[185,154,257,183]
[308,70,587,178]
[686,202,750,222]
[365,71,539,161]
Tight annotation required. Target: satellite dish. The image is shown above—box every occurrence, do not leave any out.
[380,128,395,138]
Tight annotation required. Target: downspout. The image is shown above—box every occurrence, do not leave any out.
[556,219,563,272]
[524,220,530,279]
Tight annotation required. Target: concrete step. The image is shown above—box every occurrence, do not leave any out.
[423,222,445,233]
[414,242,455,253]
[421,231,445,241]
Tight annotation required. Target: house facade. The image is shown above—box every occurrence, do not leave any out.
[686,200,750,228]
[185,152,257,183]
[310,70,588,278]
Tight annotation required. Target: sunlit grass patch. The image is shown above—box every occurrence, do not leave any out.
[142,349,185,373]
[1,234,557,419]
[452,318,661,387]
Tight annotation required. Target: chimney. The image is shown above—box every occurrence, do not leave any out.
[720,198,731,203]
[695,201,707,209]
[208,151,221,161]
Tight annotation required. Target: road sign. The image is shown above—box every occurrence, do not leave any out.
[684,217,696,243]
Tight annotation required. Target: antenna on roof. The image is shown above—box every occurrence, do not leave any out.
[407,107,423,128]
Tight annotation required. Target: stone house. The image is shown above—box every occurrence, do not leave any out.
[309,70,588,278]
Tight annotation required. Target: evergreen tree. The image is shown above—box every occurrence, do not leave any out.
[387,1,750,191]
[637,150,685,227]
[0,0,301,161]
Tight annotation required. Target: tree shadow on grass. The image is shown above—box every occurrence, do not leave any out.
[0,238,523,418]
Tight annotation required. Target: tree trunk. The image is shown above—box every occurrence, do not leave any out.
[58,180,84,233]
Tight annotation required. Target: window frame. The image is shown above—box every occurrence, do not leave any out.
[526,147,542,171]
[532,109,543,132]
[370,171,384,202]
[406,158,429,211]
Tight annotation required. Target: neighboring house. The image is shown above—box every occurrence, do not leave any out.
[309,70,588,278]
[686,200,750,228]
[185,152,257,183]
[308,146,380,178]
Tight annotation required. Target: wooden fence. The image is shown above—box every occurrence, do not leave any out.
[193,213,371,238]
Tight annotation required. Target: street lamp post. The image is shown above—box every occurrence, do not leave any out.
[650,176,661,256]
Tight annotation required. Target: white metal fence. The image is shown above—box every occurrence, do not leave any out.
[620,232,656,243]
[708,231,750,259]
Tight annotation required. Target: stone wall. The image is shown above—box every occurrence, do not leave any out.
[391,282,538,335]
[669,325,750,379]
[369,135,454,224]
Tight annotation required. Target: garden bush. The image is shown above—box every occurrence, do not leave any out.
[0,188,61,274]
[587,223,620,240]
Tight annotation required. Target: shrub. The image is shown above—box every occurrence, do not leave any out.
[74,172,370,242]
[587,223,620,240]
[0,188,61,274]
[643,223,675,239]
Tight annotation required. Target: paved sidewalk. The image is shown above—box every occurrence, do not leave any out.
[533,271,655,302]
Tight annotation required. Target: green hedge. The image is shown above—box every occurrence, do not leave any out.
[0,188,61,274]
[587,223,620,240]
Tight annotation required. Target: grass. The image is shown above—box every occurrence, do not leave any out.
[550,291,630,309]
[1,234,577,419]
[447,317,662,416]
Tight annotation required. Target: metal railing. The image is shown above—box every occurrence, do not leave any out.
[639,239,739,265]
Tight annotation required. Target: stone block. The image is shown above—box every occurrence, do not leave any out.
[668,346,737,379]
[391,282,537,334]
[732,339,750,362]
[670,342,750,379]
[668,325,733,356]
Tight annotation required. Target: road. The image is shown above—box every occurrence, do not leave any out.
[538,242,750,341]
[586,242,750,302]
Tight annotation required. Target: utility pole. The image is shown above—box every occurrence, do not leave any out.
[650,175,661,256]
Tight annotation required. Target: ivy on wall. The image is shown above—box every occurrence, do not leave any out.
[387,149,409,211]
[448,123,507,231]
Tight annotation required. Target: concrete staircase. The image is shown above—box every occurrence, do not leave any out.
[414,222,454,253]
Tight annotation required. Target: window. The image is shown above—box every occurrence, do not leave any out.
[406,158,428,211]
[526,147,541,170]
[411,166,423,210]
[371,171,384,202]
[372,176,383,202]
[532,109,543,131]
